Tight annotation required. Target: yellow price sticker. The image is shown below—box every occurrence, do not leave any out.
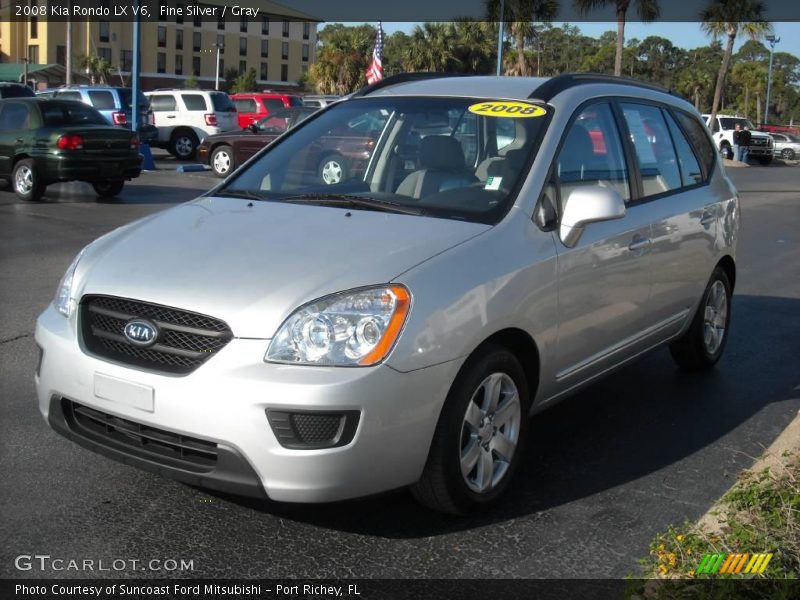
[468,101,547,118]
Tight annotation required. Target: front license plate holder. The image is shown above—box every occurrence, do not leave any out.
[94,372,154,413]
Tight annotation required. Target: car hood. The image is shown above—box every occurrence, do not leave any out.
[76,196,490,338]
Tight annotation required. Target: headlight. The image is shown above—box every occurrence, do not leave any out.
[266,285,411,366]
[54,248,86,318]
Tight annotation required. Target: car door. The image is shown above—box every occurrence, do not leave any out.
[233,97,259,128]
[149,94,178,142]
[624,104,720,332]
[551,101,654,389]
[235,112,287,163]
[0,102,32,175]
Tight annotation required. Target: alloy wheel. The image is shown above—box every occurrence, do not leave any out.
[703,280,728,355]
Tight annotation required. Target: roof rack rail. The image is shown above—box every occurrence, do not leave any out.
[530,73,683,102]
[352,72,472,97]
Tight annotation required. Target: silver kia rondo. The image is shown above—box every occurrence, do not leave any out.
[35,74,739,514]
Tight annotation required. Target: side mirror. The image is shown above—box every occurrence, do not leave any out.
[248,123,259,133]
[559,186,626,248]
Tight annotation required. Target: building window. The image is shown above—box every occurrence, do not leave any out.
[192,56,201,76]
[219,59,224,74]
[193,14,201,28]
[303,22,310,40]
[98,47,112,64]
[261,17,269,35]
[175,55,183,76]
[176,4,184,24]
[302,44,309,62]
[30,17,38,40]
[216,34,224,49]
[260,62,268,80]
[282,20,289,37]
[281,41,288,60]
[121,50,133,72]
[158,26,167,48]
[240,18,247,33]
[280,64,288,81]
[157,52,166,74]
[218,14,225,30]
[158,1,167,21]
[193,31,201,52]
[56,45,66,66]
[260,39,268,58]
[28,45,39,64]
[239,37,247,56]
[239,60,246,75]
[176,29,183,50]
[99,21,110,43]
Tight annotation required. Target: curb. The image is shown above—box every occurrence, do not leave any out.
[696,406,800,534]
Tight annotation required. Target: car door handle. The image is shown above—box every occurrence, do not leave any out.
[166,115,176,119]
[628,237,652,252]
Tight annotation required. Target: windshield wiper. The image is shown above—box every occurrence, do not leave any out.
[280,193,424,216]
[214,189,269,201]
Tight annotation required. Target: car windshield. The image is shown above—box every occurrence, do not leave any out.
[218,96,549,224]
[720,117,756,130]
[41,102,108,126]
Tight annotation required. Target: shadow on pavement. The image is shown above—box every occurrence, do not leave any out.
[206,294,800,537]
[0,180,209,205]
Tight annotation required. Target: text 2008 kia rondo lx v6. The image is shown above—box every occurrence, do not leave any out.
[35,74,739,514]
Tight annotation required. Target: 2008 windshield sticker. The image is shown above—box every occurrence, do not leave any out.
[468,101,547,118]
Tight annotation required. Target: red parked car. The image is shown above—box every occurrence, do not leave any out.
[230,92,303,128]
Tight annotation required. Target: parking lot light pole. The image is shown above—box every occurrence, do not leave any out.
[496,0,505,76]
[131,0,141,134]
[764,34,780,125]
[213,43,222,90]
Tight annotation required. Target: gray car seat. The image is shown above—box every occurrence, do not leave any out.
[396,136,478,199]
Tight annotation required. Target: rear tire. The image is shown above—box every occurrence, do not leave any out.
[411,345,530,515]
[781,148,795,160]
[169,130,198,161]
[92,180,125,198]
[669,267,732,371]
[12,159,45,202]
[211,145,234,178]
[318,154,347,185]
[720,142,733,160]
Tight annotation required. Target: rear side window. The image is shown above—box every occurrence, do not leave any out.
[56,91,83,102]
[262,99,284,114]
[87,90,116,110]
[210,93,235,112]
[1,85,35,98]
[119,89,148,110]
[182,94,208,111]
[150,95,177,111]
[664,111,703,186]
[0,103,32,129]
[288,96,303,107]
[556,102,630,204]
[674,111,716,178]
[234,98,258,113]
[620,103,681,198]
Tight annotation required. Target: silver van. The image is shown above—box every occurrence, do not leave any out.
[35,74,739,514]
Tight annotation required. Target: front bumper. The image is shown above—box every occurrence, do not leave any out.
[34,304,459,503]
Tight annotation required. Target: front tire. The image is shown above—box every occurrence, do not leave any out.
[92,180,125,198]
[169,130,198,161]
[211,145,234,178]
[781,148,795,161]
[12,159,46,201]
[669,267,732,371]
[411,345,530,515]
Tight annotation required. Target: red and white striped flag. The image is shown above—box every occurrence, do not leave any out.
[366,22,384,84]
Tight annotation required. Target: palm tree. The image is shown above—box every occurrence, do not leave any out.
[487,0,558,76]
[701,0,770,128]
[678,68,713,111]
[79,54,112,84]
[403,23,460,72]
[574,0,660,76]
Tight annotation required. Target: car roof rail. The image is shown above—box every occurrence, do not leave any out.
[351,72,472,98]
[530,73,683,102]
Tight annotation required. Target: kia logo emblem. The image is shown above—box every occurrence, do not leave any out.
[123,319,158,347]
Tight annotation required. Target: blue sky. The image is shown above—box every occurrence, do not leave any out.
[328,22,800,58]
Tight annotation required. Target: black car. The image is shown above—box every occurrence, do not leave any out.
[0,83,35,99]
[0,98,142,201]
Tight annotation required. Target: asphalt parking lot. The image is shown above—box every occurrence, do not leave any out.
[1,163,799,579]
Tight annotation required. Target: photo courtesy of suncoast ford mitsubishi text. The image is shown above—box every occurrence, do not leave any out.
[34,74,739,515]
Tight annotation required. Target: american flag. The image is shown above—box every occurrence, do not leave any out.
[366,22,384,85]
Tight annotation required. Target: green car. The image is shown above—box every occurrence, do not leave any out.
[0,98,143,201]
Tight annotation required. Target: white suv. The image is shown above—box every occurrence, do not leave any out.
[703,113,774,164]
[145,90,238,160]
